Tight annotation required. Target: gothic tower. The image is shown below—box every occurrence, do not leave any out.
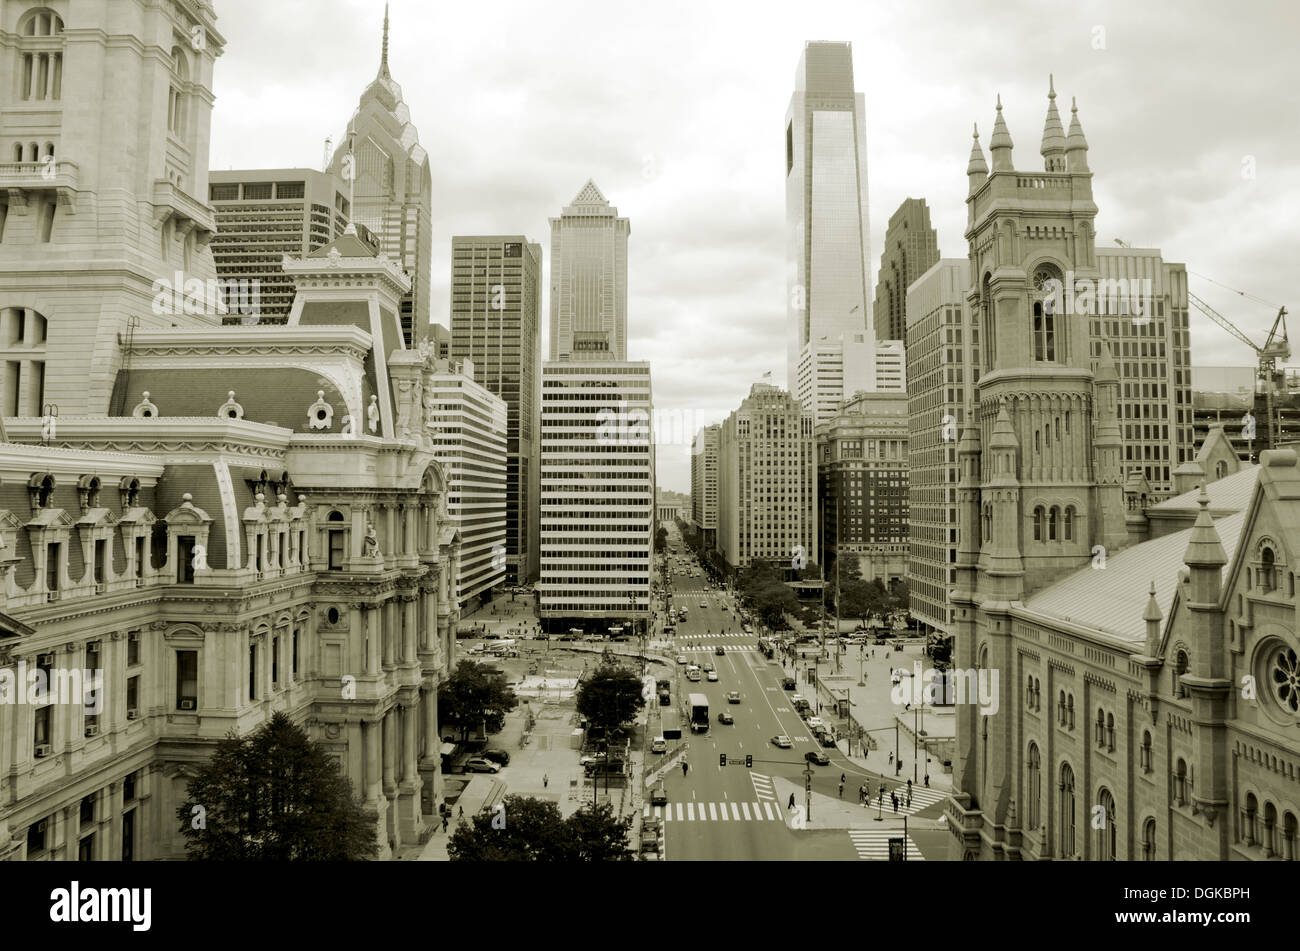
[0,0,225,416]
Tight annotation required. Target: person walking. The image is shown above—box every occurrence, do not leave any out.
[682,760,689,777]
[789,793,797,810]
[891,791,898,813]
[543,773,549,789]
[840,773,846,786]
[838,781,844,798]
[888,751,894,766]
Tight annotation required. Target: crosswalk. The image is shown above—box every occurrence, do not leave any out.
[643,801,786,822]
[673,632,752,639]
[847,828,927,861]
[750,772,777,802]
[676,644,757,654]
[870,784,948,816]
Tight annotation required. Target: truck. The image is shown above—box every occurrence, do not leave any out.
[689,693,709,734]
[661,709,681,741]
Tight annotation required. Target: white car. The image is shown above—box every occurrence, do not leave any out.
[806,716,826,730]
[771,735,793,749]
[706,670,719,682]
[650,737,667,754]
[676,654,688,665]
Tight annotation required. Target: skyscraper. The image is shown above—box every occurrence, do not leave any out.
[873,198,940,345]
[449,236,543,582]
[785,41,873,391]
[326,5,431,348]
[691,424,720,550]
[549,180,629,362]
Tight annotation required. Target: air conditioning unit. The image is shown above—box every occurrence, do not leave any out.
[179,699,195,711]
[37,653,54,667]
[34,744,52,758]
[126,710,139,720]
[84,725,99,738]
[36,820,47,833]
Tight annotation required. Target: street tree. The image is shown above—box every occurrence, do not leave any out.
[448,796,633,861]
[438,660,519,741]
[654,526,668,552]
[176,711,377,861]
[575,663,646,739]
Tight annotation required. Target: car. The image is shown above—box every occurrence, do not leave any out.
[742,624,754,634]
[717,710,734,724]
[771,735,792,749]
[482,749,511,766]
[781,677,797,690]
[804,750,830,766]
[891,669,904,685]
[727,690,741,704]
[700,601,707,608]
[806,716,826,730]
[790,694,806,705]
[715,646,726,656]
[663,625,675,634]
[651,783,668,806]
[650,736,667,753]
[676,655,688,665]
[463,757,500,773]
[819,732,837,748]
[706,669,719,681]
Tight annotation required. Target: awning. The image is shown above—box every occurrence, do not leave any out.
[439,742,457,757]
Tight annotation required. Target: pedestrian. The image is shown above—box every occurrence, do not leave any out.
[457,805,464,821]
[789,793,797,810]
[441,814,449,833]
[924,774,930,787]
[888,751,894,765]
[543,773,549,788]
[682,761,689,777]
[891,792,898,812]
[840,773,846,786]
[906,793,912,808]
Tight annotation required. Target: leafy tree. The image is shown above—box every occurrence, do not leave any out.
[738,562,800,630]
[890,579,910,614]
[654,526,668,552]
[575,663,646,738]
[448,795,633,861]
[438,660,519,741]
[177,711,377,861]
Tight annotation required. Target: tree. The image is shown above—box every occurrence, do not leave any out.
[176,711,377,860]
[654,526,668,552]
[448,795,633,861]
[890,579,910,614]
[738,562,800,630]
[438,660,519,741]
[575,663,646,738]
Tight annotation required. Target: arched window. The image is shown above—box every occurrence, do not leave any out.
[1067,694,1075,729]
[1142,818,1157,860]
[1026,743,1041,829]
[982,274,996,369]
[1058,690,1066,724]
[1032,266,1061,362]
[982,503,992,541]
[1215,459,1228,479]
[168,47,190,136]
[1284,813,1297,861]
[1264,802,1279,858]
[38,474,54,508]
[1106,713,1115,751]
[326,510,345,571]
[12,143,22,162]
[1243,793,1259,846]
[1261,547,1277,592]
[1034,677,1041,710]
[1059,763,1076,857]
[1097,788,1116,860]
[1175,759,1188,806]
[1175,650,1188,698]
[1033,507,1043,541]
[1027,674,1036,709]
[16,8,64,102]
[1048,507,1058,541]
[1140,730,1152,772]
[1064,506,1075,541]
[1095,707,1106,746]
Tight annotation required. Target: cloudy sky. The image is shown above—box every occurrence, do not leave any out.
[210,0,1300,491]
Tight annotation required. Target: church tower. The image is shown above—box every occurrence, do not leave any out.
[0,0,225,416]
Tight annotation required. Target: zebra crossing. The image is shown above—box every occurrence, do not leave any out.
[643,800,786,822]
[677,644,756,654]
[749,772,777,802]
[869,784,948,816]
[847,828,927,861]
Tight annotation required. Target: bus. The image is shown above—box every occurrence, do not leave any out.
[660,709,681,740]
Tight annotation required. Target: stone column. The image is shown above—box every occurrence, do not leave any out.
[381,711,396,795]
[381,601,394,670]
[396,702,423,842]
[422,686,438,759]
[61,802,78,860]
[106,780,123,860]
[403,597,417,663]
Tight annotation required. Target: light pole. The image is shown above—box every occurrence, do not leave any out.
[858,643,865,687]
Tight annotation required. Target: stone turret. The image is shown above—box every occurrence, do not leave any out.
[1040,75,1067,171]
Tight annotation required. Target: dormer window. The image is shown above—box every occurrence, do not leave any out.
[1260,547,1277,593]
[1174,650,1189,698]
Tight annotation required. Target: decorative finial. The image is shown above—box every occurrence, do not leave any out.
[379,2,390,77]
[182,493,193,504]
[1049,74,1056,99]
[996,93,1003,111]
[1072,96,1078,114]
[973,122,979,139]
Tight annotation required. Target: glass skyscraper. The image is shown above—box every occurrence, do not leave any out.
[549,180,629,362]
[785,41,873,393]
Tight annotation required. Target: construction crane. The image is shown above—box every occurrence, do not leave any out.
[1187,290,1290,451]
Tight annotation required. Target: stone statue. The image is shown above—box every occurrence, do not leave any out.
[363,522,381,558]
[367,395,381,434]
[395,379,413,437]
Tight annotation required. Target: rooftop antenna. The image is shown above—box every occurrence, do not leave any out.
[323,136,332,172]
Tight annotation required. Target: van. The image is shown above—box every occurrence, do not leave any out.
[685,665,702,682]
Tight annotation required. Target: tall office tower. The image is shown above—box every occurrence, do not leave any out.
[0,0,224,415]
[691,424,720,549]
[450,236,544,582]
[208,169,354,323]
[785,41,873,391]
[873,198,940,344]
[425,358,509,608]
[326,6,431,348]
[538,362,654,629]
[429,323,451,359]
[904,259,980,640]
[874,339,906,392]
[796,331,875,422]
[718,384,817,570]
[548,181,629,362]
[818,391,909,586]
[1089,246,1192,496]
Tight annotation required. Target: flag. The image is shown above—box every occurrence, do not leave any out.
[762,371,772,379]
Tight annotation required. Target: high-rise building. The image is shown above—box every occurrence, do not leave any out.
[424,358,508,608]
[796,332,875,423]
[449,236,543,583]
[785,41,872,391]
[904,259,980,638]
[948,84,1298,862]
[549,181,629,362]
[208,169,355,324]
[718,384,817,570]
[818,391,909,587]
[538,362,654,629]
[326,6,431,349]
[0,0,225,415]
[691,424,720,549]
[874,339,906,392]
[429,323,451,360]
[873,198,940,344]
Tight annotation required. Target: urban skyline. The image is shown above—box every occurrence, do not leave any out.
[208,0,1299,493]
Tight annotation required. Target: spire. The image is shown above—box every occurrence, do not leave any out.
[1040,75,1066,170]
[989,94,1014,171]
[1183,484,1227,567]
[1094,338,1118,385]
[967,123,988,193]
[378,3,390,79]
[989,399,1019,451]
[1142,581,1163,657]
[1065,96,1090,172]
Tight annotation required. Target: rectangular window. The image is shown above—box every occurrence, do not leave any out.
[176,535,195,584]
[135,536,146,579]
[127,631,140,667]
[126,675,139,717]
[271,635,280,687]
[46,542,60,594]
[328,530,344,571]
[121,809,135,862]
[292,630,299,678]
[80,794,95,826]
[176,650,197,710]
[34,705,51,752]
[249,641,257,701]
[27,818,47,854]
[94,539,106,586]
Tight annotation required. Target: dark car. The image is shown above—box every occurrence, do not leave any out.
[651,783,668,806]
[715,646,726,656]
[781,677,797,690]
[717,710,734,724]
[818,732,837,748]
[804,750,830,766]
[482,749,511,766]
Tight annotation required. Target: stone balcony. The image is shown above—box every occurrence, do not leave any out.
[152,178,216,242]
[0,159,80,213]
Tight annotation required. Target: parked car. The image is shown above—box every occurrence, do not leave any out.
[727,690,741,703]
[651,783,668,806]
[717,710,734,725]
[818,732,837,748]
[463,757,500,773]
[771,735,793,749]
[806,716,826,730]
[650,736,667,753]
[804,750,830,766]
[781,677,797,690]
[700,600,707,608]
[482,749,511,766]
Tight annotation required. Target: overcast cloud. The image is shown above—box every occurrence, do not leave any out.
[210,0,1300,491]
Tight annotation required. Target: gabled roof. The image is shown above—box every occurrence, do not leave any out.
[1151,463,1258,515]
[308,231,379,259]
[571,179,608,205]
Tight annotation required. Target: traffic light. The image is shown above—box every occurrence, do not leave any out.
[745,754,753,768]
[719,753,726,767]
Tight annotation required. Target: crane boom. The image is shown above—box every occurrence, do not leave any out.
[1188,291,1259,352]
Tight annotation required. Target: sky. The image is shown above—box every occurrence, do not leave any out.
[209,0,1300,492]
